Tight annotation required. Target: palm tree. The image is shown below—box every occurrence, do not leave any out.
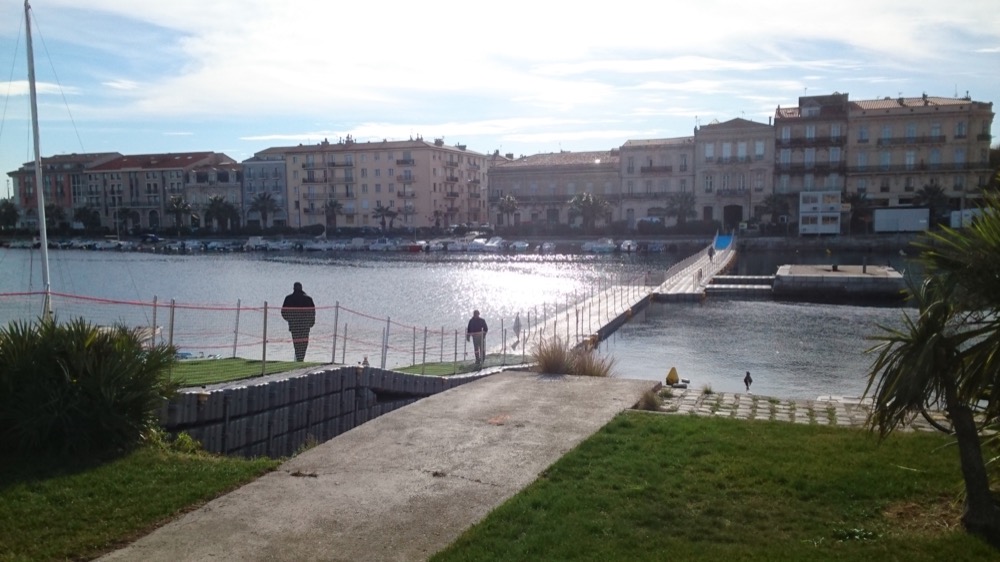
[866,191,1000,543]
[568,193,610,232]
[386,208,399,230]
[113,206,134,235]
[0,199,19,230]
[72,205,101,232]
[430,209,445,230]
[323,199,343,230]
[843,192,872,235]
[203,195,234,233]
[248,192,279,229]
[373,204,391,231]
[497,194,519,229]
[665,192,697,226]
[166,196,196,236]
[43,203,66,231]
[913,184,950,228]
[759,194,791,226]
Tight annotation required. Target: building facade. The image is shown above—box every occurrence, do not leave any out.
[7,152,121,229]
[242,148,289,228]
[694,118,775,229]
[619,137,696,228]
[487,150,620,228]
[273,137,489,231]
[85,152,238,232]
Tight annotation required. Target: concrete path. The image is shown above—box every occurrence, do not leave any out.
[100,372,657,562]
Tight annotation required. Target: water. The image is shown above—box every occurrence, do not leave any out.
[0,246,911,400]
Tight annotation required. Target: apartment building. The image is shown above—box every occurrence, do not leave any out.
[846,94,994,208]
[85,152,238,232]
[694,118,775,229]
[7,152,121,229]
[242,148,289,228]
[275,137,489,230]
[488,150,620,228]
[619,137,695,228]
[777,92,994,234]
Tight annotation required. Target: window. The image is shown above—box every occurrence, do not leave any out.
[704,144,714,161]
[375,184,381,193]
[929,148,941,168]
[754,140,765,160]
[781,126,791,141]
[880,151,891,170]
[954,148,966,165]
[906,123,917,141]
[858,125,869,143]
[831,124,842,140]
[804,148,815,168]
[856,151,868,168]
[703,174,713,192]
[881,125,892,141]
[722,143,732,160]
[830,147,841,164]
[955,121,967,138]
[626,156,634,174]
[905,151,916,170]
[857,178,867,193]
[780,149,791,165]
[737,142,747,161]
[805,124,816,140]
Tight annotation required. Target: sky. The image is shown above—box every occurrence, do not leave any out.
[1,0,998,199]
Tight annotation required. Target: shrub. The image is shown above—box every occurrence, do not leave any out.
[0,318,177,457]
[532,337,615,377]
[533,337,573,374]
[701,384,714,395]
[570,348,615,377]
[636,390,662,411]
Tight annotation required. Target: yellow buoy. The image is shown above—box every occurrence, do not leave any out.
[666,366,679,385]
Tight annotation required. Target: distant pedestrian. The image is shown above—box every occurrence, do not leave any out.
[281,282,316,362]
[708,246,715,262]
[466,309,488,367]
[744,371,753,392]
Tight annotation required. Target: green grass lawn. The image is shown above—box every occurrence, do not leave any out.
[0,446,280,561]
[169,358,323,386]
[6,410,996,561]
[433,413,998,561]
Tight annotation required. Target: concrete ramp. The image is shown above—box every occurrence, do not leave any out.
[100,372,657,562]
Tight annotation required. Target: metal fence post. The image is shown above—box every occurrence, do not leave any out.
[341,323,348,364]
[151,296,158,348]
[421,327,428,375]
[453,330,458,375]
[261,301,268,376]
[232,299,241,359]
[331,301,340,364]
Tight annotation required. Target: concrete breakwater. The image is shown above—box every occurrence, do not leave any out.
[159,367,490,457]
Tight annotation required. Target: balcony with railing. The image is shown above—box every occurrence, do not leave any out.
[443,160,457,168]
[396,159,415,166]
[715,188,749,198]
[775,136,846,148]
[301,176,328,184]
[847,162,986,174]
[978,133,993,142]
[469,192,481,199]
[397,175,415,183]
[468,178,481,185]
[875,135,947,147]
[445,191,460,198]
[775,162,847,174]
[302,161,326,170]
[328,161,354,168]
[469,163,481,171]
[398,191,416,198]
[444,176,459,183]
[639,165,673,174]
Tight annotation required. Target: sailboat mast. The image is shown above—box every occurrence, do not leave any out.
[24,0,52,320]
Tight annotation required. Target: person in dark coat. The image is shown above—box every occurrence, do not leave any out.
[282,282,316,361]
[744,370,753,392]
[466,309,488,367]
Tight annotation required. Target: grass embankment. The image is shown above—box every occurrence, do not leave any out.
[434,413,997,561]
[0,446,280,561]
[170,358,322,386]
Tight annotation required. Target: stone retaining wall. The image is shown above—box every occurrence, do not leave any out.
[159,367,488,457]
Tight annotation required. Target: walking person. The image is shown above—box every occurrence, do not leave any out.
[466,309,488,368]
[281,282,316,362]
[744,370,753,393]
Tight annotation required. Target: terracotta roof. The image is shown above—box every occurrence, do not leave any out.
[622,137,694,148]
[495,150,619,168]
[851,96,980,111]
[88,152,223,171]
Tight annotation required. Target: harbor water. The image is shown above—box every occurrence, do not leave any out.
[0,246,911,400]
